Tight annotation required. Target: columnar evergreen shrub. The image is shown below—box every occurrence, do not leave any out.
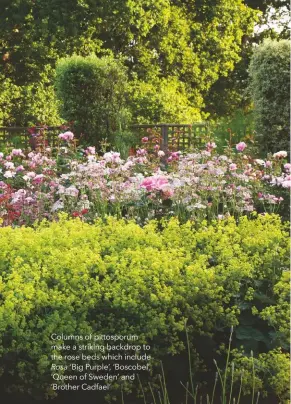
[55,55,131,144]
[0,214,289,399]
[248,39,290,154]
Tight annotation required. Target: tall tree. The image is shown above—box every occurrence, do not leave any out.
[0,0,258,123]
[204,0,289,118]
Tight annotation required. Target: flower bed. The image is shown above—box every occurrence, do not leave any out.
[0,133,289,227]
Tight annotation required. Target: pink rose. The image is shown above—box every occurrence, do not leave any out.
[140,175,169,192]
[236,142,247,152]
[136,148,147,157]
[273,151,288,159]
[206,142,217,152]
[58,131,74,141]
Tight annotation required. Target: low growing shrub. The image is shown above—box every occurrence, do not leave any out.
[0,214,289,400]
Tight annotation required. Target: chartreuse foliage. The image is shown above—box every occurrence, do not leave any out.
[0,214,289,400]
[229,348,290,402]
[128,77,202,123]
[0,68,60,127]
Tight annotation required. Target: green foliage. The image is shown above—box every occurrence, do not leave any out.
[0,74,21,126]
[230,349,290,402]
[128,77,202,123]
[210,108,256,153]
[0,0,258,125]
[112,130,139,159]
[248,39,290,153]
[0,68,60,126]
[204,1,289,121]
[0,0,103,85]
[203,48,252,119]
[0,214,289,400]
[55,55,131,143]
[254,271,290,348]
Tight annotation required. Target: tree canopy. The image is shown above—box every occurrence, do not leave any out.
[0,0,260,124]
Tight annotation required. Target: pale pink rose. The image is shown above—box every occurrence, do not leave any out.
[136,148,147,157]
[86,146,96,155]
[103,151,121,164]
[229,163,237,171]
[11,148,25,157]
[33,174,44,184]
[4,161,15,169]
[161,187,174,199]
[3,170,15,178]
[206,142,217,152]
[236,142,247,152]
[26,171,36,178]
[273,151,288,159]
[58,131,74,141]
[254,159,265,166]
[140,175,169,192]
[282,180,291,188]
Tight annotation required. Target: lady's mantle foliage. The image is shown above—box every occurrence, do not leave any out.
[0,214,289,398]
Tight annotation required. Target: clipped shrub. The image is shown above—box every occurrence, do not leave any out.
[0,214,289,400]
[248,39,290,154]
[55,55,131,144]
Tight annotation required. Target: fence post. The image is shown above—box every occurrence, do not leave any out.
[161,124,168,151]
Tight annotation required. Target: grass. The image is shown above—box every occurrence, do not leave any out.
[120,322,260,404]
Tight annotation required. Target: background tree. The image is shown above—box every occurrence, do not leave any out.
[0,0,258,125]
[204,0,289,119]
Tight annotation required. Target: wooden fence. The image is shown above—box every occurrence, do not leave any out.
[0,126,62,150]
[130,123,209,151]
[0,123,210,151]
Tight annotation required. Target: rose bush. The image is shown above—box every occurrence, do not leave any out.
[0,133,289,227]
